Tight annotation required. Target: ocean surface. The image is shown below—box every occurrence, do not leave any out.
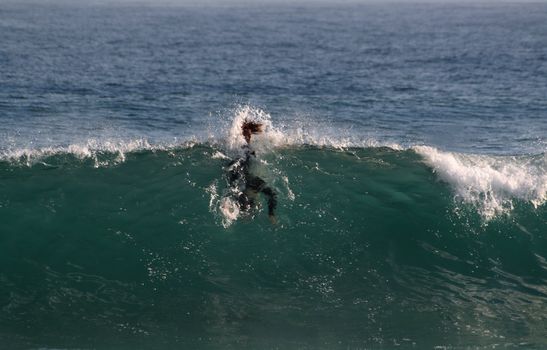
[1,1,546,349]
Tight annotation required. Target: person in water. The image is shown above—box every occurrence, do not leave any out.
[227,121,277,224]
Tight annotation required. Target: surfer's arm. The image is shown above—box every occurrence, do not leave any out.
[260,186,277,217]
[246,174,276,217]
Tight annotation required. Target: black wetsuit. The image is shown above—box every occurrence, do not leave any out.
[227,145,277,216]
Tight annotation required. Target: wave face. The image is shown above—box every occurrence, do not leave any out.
[1,144,546,349]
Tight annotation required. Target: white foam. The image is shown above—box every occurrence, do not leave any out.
[414,145,547,219]
[1,105,405,167]
[282,175,296,201]
[0,138,199,167]
[223,105,286,155]
[206,179,244,228]
[219,196,240,228]
[211,151,229,160]
[220,105,402,153]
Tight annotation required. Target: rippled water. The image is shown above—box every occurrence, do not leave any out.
[1,2,546,153]
[1,2,546,349]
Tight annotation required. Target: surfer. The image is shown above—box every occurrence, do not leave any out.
[227,121,277,224]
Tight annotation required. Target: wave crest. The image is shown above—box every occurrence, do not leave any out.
[415,145,547,219]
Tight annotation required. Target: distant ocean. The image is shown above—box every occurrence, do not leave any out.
[1,2,546,349]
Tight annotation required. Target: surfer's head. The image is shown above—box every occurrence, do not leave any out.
[241,121,263,143]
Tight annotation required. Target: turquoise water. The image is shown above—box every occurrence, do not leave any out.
[1,143,546,349]
[1,1,546,349]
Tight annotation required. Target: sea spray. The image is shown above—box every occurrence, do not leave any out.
[414,145,547,220]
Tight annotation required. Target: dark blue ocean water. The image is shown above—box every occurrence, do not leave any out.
[1,1,546,154]
[1,2,547,350]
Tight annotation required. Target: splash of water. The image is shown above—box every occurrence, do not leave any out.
[414,145,547,219]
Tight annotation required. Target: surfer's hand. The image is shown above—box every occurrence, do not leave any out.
[269,215,277,225]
